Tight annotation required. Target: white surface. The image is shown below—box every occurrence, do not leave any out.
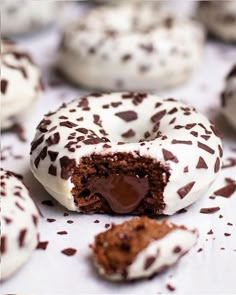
[1,2,236,294]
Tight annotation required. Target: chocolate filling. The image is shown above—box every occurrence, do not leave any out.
[87,174,149,214]
[71,153,169,215]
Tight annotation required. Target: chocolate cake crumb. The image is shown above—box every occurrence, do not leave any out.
[37,241,49,250]
[61,248,77,256]
[200,207,220,214]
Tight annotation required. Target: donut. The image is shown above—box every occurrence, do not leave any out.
[1,168,40,280]
[1,39,42,129]
[30,92,223,216]
[1,0,61,36]
[90,217,198,281]
[57,4,204,91]
[221,64,236,129]
[197,0,236,42]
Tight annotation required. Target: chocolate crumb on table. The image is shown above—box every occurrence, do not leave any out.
[61,248,77,256]
[200,207,220,214]
[37,241,49,250]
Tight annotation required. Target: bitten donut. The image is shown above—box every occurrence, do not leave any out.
[58,4,204,91]
[91,217,198,281]
[1,0,60,36]
[1,169,40,281]
[30,92,223,216]
[197,1,236,42]
[1,39,42,129]
[221,64,236,129]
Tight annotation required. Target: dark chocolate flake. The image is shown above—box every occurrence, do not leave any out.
[37,241,49,250]
[177,182,195,199]
[162,149,179,163]
[18,229,27,247]
[1,79,8,94]
[214,157,220,173]
[197,142,215,154]
[172,139,192,145]
[121,129,135,138]
[144,256,156,270]
[48,164,57,176]
[61,248,77,256]
[200,207,220,214]
[46,132,60,146]
[214,183,236,198]
[48,150,59,161]
[151,110,166,123]
[196,156,208,169]
[115,111,138,122]
[60,156,76,180]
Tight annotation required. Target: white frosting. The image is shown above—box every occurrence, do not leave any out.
[30,93,223,215]
[96,227,198,281]
[1,0,60,36]
[1,39,41,129]
[58,4,204,91]
[221,65,236,129]
[197,1,236,42]
[0,169,40,281]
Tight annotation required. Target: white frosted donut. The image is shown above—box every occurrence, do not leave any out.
[58,4,204,91]
[0,168,40,281]
[1,39,42,129]
[197,0,236,42]
[1,0,60,36]
[30,92,223,216]
[221,64,236,128]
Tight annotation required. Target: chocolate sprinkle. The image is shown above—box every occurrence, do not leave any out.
[1,79,8,94]
[144,256,156,270]
[115,111,138,122]
[18,229,27,247]
[61,248,77,256]
[196,156,208,169]
[214,183,236,198]
[200,207,220,214]
[177,182,195,198]
[162,149,179,163]
[121,129,135,138]
[37,241,49,250]
[197,142,215,154]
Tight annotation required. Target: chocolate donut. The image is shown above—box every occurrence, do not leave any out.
[1,39,42,129]
[30,92,223,216]
[197,0,236,42]
[91,217,198,281]
[1,168,40,280]
[221,64,236,129]
[58,4,204,91]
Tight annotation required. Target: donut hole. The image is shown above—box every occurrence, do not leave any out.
[71,152,170,215]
